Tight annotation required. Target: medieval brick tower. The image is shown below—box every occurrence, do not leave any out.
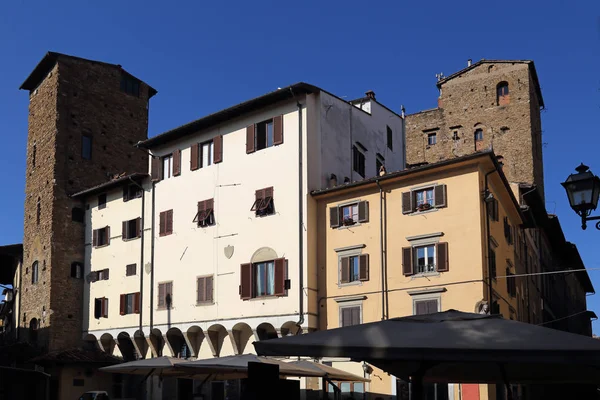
[19,53,156,352]
[405,60,545,199]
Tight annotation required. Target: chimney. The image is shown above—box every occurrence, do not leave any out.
[365,90,376,100]
[467,59,472,67]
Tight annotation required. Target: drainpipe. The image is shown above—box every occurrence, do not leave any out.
[520,185,537,324]
[484,170,496,310]
[376,180,386,321]
[129,177,145,335]
[150,181,156,331]
[296,100,305,330]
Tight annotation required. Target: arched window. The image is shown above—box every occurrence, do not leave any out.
[29,318,39,343]
[71,262,83,279]
[497,82,509,105]
[31,261,39,284]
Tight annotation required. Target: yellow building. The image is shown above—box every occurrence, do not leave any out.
[314,151,527,400]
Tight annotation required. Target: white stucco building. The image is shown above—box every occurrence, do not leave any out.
[76,83,405,361]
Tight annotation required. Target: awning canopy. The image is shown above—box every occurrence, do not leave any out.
[253,310,600,384]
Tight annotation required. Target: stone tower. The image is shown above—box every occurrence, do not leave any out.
[19,52,156,351]
[405,60,544,199]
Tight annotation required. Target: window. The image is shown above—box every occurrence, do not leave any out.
[159,210,173,236]
[257,119,274,151]
[402,185,447,214]
[246,116,283,154]
[29,318,38,343]
[93,268,110,281]
[340,305,361,327]
[489,247,497,280]
[31,261,39,284]
[376,154,385,176]
[415,245,435,274]
[162,154,173,180]
[32,143,36,168]
[94,297,108,319]
[251,187,274,217]
[71,207,84,223]
[352,145,365,178]
[122,218,141,240]
[70,262,83,279]
[120,74,140,97]
[193,199,215,227]
[414,298,439,315]
[474,129,484,142]
[93,226,110,247]
[123,184,142,201]
[191,137,222,170]
[427,133,437,145]
[487,197,499,221]
[340,254,369,284]
[197,276,214,304]
[36,198,41,225]
[126,264,136,276]
[387,126,393,150]
[200,141,213,168]
[496,82,509,105]
[120,292,140,315]
[402,242,448,276]
[504,217,514,245]
[98,193,107,210]
[329,201,369,228]
[329,381,365,398]
[82,134,92,160]
[452,130,459,140]
[240,258,287,300]
[157,282,173,309]
[506,267,516,297]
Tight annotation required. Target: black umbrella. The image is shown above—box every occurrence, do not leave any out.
[254,310,600,385]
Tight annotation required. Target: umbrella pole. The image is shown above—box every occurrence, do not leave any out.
[500,365,514,400]
[322,377,327,400]
[410,375,424,400]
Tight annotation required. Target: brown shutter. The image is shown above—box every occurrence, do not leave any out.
[136,217,141,238]
[358,201,369,223]
[190,144,199,171]
[106,226,110,246]
[206,198,214,213]
[434,184,447,208]
[166,210,173,234]
[359,254,369,281]
[123,186,129,202]
[402,247,413,276]
[214,135,223,163]
[402,192,413,214]
[104,268,110,280]
[436,242,449,272]
[134,292,141,313]
[206,275,213,303]
[173,150,181,176]
[240,263,252,300]
[119,294,126,315]
[351,307,361,325]
[159,211,165,235]
[158,284,165,308]
[101,298,108,318]
[330,207,340,228]
[340,257,350,283]
[94,299,101,319]
[197,277,205,303]
[274,258,286,296]
[122,221,127,239]
[151,157,161,181]
[92,229,98,247]
[415,301,428,315]
[264,187,273,198]
[426,299,439,314]
[341,308,352,327]
[273,115,283,145]
[246,125,255,154]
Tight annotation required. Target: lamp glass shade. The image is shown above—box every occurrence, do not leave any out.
[562,169,600,214]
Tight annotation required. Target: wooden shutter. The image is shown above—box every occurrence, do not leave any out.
[119,294,126,315]
[101,298,108,318]
[415,301,428,315]
[92,229,98,247]
[340,257,350,283]
[359,254,369,281]
[330,207,340,228]
[197,277,205,303]
[273,115,284,145]
[351,306,361,325]
[426,299,439,314]
[136,217,141,238]
[94,298,101,319]
[436,242,449,272]
[434,184,447,208]
[402,192,413,214]
[151,157,162,181]
[358,201,369,223]
[122,221,128,239]
[159,212,165,235]
[206,275,213,303]
[103,269,110,280]
[158,284,165,308]
[240,263,252,300]
[134,292,141,314]
[341,308,352,327]
[214,135,223,163]
[190,144,199,171]
[274,258,286,296]
[246,125,255,154]
[105,226,110,246]
[123,186,129,202]
[166,210,173,234]
[402,247,413,276]
[173,149,181,176]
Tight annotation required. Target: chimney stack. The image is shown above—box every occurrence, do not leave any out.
[467,59,472,67]
[365,90,376,100]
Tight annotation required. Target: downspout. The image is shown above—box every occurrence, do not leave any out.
[129,177,145,334]
[376,180,386,321]
[296,100,305,329]
[520,185,537,324]
[150,181,156,331]
[484,170,496,311]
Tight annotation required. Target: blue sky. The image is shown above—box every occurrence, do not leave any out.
[1,1,599,330]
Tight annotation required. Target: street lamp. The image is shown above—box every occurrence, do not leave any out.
[561,163,600,230]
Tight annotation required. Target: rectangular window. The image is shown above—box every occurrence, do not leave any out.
[402,184,447,214]
[93,226,110,247]
[330,201,369,228]
[487,198,499,221]
[256,119,274,151]
[32,261,39,284]
[340,254,369,283]
[504,217,514,245]
[94,297,108,319]
[489,248,497,280]
[197,276,214,304]
[123,184,142,202]
[158,282,173,309]
[159,210,173,236]
[98,193,107,210]
[352,145,365,178]
[414,245,436,274]
[340,305,361,327]
[346,256,360,282]
[119,293,140,315]
[254,261,275,297]
[240,259,287,300]
[376,155,385,176]
[386,126,393,150]
[82,134,92,160]
[71,207,85,223]
[506,267,516,297]
[122,218,141,240]
[96,268,110,281]
[162,154,173,180]
[126,264,136,276]
[474,129,484,141]
[415,188,434,208]
[414,298,439,315]
[120,75,140,97]
[341,204,358,226]
[251,187,274,217]
[200,141,213,168]
[194,199,215,227]
[71,262,83,279]
[427,133,437,145]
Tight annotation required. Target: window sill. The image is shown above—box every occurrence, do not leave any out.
[254,212,276,218]
[337,222,362,230]
[93,244,110,249]
[196,301,214,306]
[406,208,439,216]
[245,295,283,301]
[159,233,173,237]
[156,307,174,311]
[411,272,440,279]
[338,280,363,288]
[122,236,141,242]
